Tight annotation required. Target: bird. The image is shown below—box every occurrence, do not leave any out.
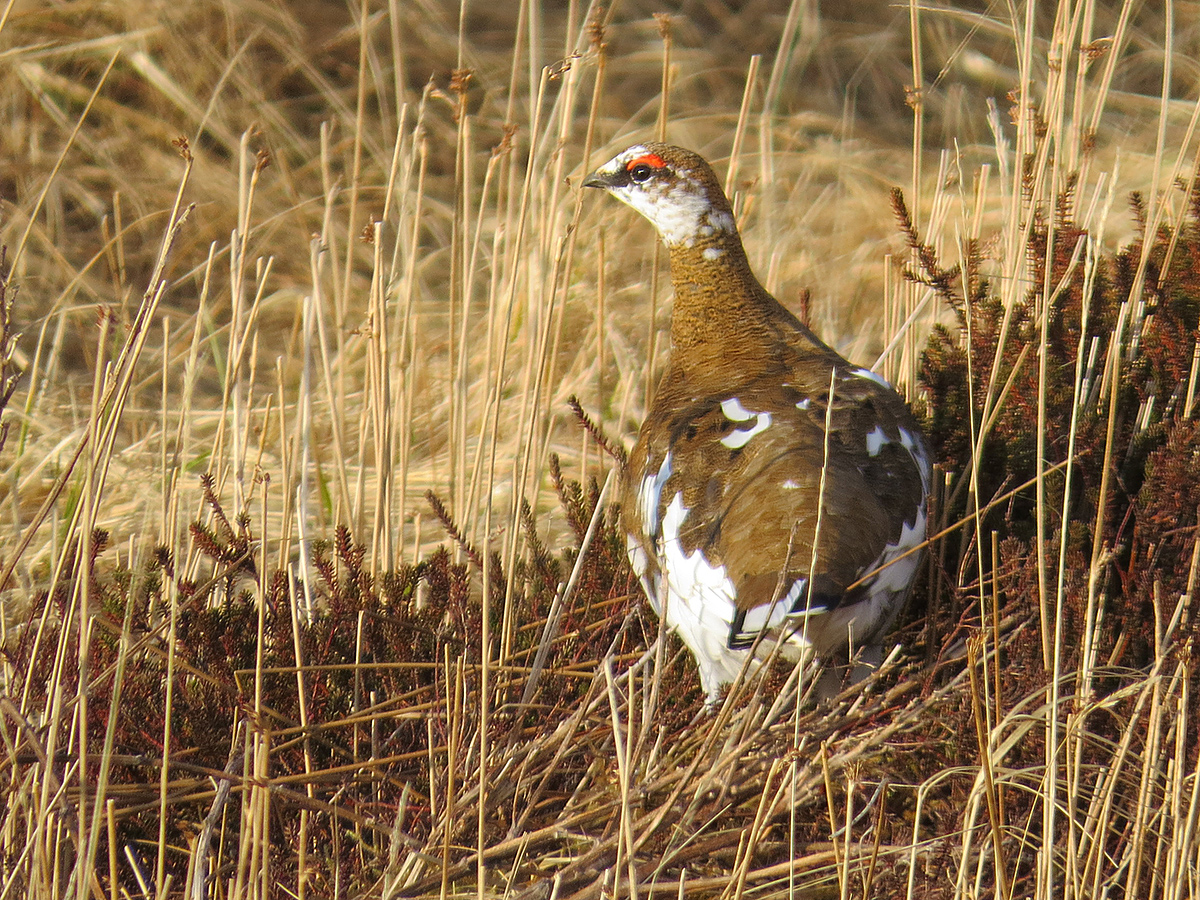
[582,142,932,703]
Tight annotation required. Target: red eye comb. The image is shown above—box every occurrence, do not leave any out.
[626,153,666,170]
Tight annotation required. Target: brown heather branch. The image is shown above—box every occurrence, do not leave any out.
[334,524,376,599]
[152,545,174,578]
[425,489,486,571]
[796,287,813,329]
[89,528,110,564]
[567,395,627,468]
[199,472,236,542]
[548,453,590,541]
[188,521,228,565]
[1129,190,1148,236]
[889,187,964,317]
[520,497,551,576]
[1020,151,1037,205]
[1056,171,1079,226]
[0,247,21,458]
[311,539,339,595]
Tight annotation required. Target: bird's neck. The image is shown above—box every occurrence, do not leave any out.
[664,232,809,388]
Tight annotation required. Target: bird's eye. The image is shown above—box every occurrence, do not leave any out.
[629,164,654,183]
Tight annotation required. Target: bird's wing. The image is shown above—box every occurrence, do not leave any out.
[626,372,927,649]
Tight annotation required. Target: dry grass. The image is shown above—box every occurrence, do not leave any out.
[4,1,1200,898]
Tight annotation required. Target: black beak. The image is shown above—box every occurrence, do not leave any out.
[583,169,624,190]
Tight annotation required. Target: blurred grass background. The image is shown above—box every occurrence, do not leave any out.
[1,1,1190,560]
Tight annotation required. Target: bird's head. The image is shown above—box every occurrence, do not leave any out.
[583,142,736,250]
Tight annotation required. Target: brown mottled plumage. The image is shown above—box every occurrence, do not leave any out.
[584,143,931,702]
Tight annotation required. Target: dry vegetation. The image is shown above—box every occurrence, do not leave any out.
[4,1,1200,898]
